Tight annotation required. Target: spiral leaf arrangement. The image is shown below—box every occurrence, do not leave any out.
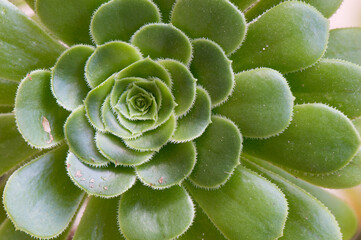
[0,0,361,239]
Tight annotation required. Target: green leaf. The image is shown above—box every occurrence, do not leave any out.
[64,106,109,166]
[158,59,196,116]
[287,59,361,119]
[131,23,192,64]
[96,132,153,166]
[117,58,171,86]
[0,176,9,224]
[0,0,64,81]
[85,41,142,88]
[124,114,176,151]
[0,114,38,176]
[190,39,233,107]
[85,76,114,131]
[66,152,136,198]
[185,166,288,240]
[0,79,17,106]
[245,0,343,20]
[172,87,211,142]
[214,68,294,138]
[118,182,194,240]
[36,0,107,45]
[24,0,35,9]
[15,70,69,149]
[152,0,176,22]
[242,160,342,240]
[52,45,93,111]
[190,115,241,188]
[0,106,13,113]
[178,204,227,240]
[3,146,84,239]
[171,0,246,55]
[324,28,361,66]
[244,103,361,173]
[0,219,34,240]
[91,0,160,45]
[136,142,196,188]
[244,156,357,240]
[231,1,328,73]
[73,197,125,240]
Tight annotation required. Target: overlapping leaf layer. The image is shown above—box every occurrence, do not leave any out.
[0,0,360,239]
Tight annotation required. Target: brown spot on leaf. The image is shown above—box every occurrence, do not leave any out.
[27,74,32,80]
[66,164,71,169]
[158,177,164,184]
[103,186,108,190]
[42,116,53,144]
[90,184,94,188]
[90,178,95,183]
[75,170,82,178]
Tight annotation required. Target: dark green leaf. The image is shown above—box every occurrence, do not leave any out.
[0,219,34,240]
[0,79,17,106]
[152,0,176,22]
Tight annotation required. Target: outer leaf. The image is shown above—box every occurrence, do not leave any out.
[64,106,109,166]
[243,103,361,173]
[136,142,196,188]
[190,115,242,188]
[0,79,17,106]
[91,0,160,45]
[52,45,93,111]
[0,219,34,240]
[15,70,68,148]
[190,39,233,106]
[245,0,343,20]
[231,1,328,73]
[85,41,142,88]
[0,0,64,81]
[152,0,176,22]
[96,132,153,166]
[3,146,84,239]
[171,0,246,54]
[0,114,38,176]
[66,152,136,198]
[172,87,211,142]
[73,197,125,240]
[185,166,288,240]
[287,59,361,119]
[131,23,192,64]
[324,28,361,66]
[214,68,293,138]
[243,160,342,240]
[118,182,194,240]
[36,0,107,45]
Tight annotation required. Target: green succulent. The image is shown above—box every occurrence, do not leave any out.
[0,0,361,239]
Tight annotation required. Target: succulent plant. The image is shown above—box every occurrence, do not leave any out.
[0,0,361,239]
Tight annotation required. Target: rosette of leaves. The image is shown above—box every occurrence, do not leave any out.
[1,0,361,239]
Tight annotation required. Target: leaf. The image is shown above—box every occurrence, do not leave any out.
[52,45,93,111]
[118,182,194,240]
[3,146,84,239]
[242,160,342,240]
[244,156,357,240]
[64,106,109,166]
[214,68,293,138]
[185,166,288,240]
[171,0,246,54]
[36,0,107,45]
[324,28,361,66]
[287,59,361,119]
[190,39,233,107]
[0,114,38,176]
[172,87,211,142]
[190,115,242,188]
[66,152,136,198]
[73,197,125,240]
[85,41,142,88]
[229,0,258,11]
[158,59,196,116]
[136,142,196,188]
[243,103,361,173]
[0,79,17,106]
[0,0,64,81]
[131,23,192,64]
[231,1,328,73]
[91,0,160,45]
[15,70,69,149]
[96,132,153,166]
[0,219,34,240]
[152,0,176,22]
[245,0,343,20]
[124,114,176,151]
